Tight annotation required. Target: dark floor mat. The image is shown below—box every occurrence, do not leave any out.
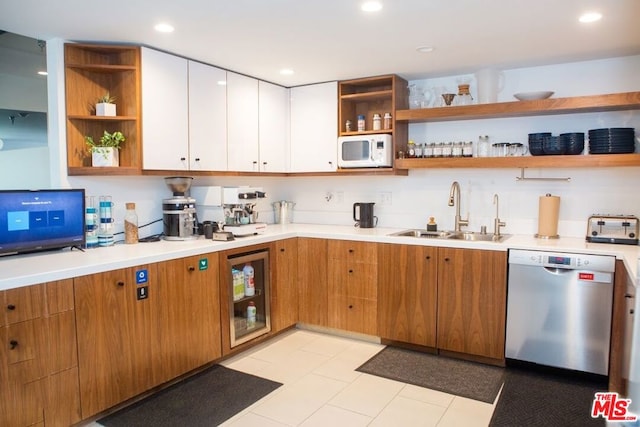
[98,365,281,427]
[356,346,505,403]
[490,366,608,427]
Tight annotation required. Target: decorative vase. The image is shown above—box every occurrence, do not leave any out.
[91,147,119,167]
[96,102,116,117]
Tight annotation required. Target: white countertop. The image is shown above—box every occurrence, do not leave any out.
[1,223,638,291]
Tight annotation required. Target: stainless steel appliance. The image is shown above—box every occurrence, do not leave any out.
[338,134,393,168]
[506,249,615,375]
[222,187,267,237]
[586,214,639,245]
[162,177,198,241]
[353,202,377,228]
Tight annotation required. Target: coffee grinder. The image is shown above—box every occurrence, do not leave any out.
[162,177,198,241]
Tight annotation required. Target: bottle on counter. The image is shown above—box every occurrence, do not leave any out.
[243,263,255,297]
[427,217,438,231]
[124,202,139,244]
[247,302,257,329]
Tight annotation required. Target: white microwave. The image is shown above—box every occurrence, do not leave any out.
[337,134,393,168]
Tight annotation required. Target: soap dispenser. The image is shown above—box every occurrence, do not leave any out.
[427,217,437,231]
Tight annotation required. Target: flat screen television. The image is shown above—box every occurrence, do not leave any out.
[0,189,85,256]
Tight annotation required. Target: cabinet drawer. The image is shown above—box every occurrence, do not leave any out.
[4,318,48,383]
[329,261,377,299]
[328,296,378,336]
[3,285,44,325]
[328,240,377,263]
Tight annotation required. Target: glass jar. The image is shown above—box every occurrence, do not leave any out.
[442,142,453,158]
[476,135,490,158]
[463,141,473,157]
[452,141,463,157]
[433,142,443,158]
[124,202,139,244]
[383,112,392,129]
[415,143,423,158]
[407,140,416,158]
[357,114,365,132]
[372,113,382,131]
[423,142,434,158]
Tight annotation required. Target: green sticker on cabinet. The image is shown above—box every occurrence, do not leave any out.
[199,258,208,271]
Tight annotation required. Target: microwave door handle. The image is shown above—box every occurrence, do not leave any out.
[370,139,375,161]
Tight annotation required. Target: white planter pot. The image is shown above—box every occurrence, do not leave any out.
[96,102,116,117]
[91,147,119,167]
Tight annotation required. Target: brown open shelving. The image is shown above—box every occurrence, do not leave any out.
[64,43,142,175]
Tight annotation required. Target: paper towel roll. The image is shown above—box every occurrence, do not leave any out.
[537,194,560,238]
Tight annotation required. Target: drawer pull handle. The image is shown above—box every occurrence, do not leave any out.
[348,305,353,309]
[9,340,18,350]
[280,248,285,252]
[444,257,450,262]
[117,281,125,287]
[188,266,195,272]
[348,249,354,253]
[348,269,353,273]
[425,256,431,260]
[7,304,15,311]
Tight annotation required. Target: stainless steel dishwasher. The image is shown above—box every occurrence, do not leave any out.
[506,249,615,375]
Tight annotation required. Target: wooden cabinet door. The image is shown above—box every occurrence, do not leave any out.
[141,47,189,170]
[271,239,299,333]
[259,81,289,172]
[436,248,507,360]
[74,265,156,418]
[378,244,437,347]
[290,82,338,172]
[227,72,259,171]
[3,285,44,325]
[154,254,221,383]
[188,60,228,171]
[297,238,328,326]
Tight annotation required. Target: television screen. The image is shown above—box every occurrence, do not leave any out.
[0,189,85,256]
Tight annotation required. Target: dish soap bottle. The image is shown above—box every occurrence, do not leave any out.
[427,217,437,231]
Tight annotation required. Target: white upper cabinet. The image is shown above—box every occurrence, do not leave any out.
[227,72,259,172]
[259,81,289,172]
[290,82,338,172]
[188,61,228,171]
[141,47,189,170]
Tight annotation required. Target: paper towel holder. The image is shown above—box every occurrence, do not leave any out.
[516,168,571,182]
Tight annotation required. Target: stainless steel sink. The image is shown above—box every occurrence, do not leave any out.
[389,229,509,242]
[447,231,510,242]
[389,229,454,239]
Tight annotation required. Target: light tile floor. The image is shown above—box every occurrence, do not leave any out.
[218,328,500,427]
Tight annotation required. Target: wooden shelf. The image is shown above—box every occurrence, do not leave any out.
[66,64,137,73]
[339,89,393,102]
[68,115,137,121]
[395,153,640,169]
[68,166,141,176]
[340,129,393,137]
[396,92,640,123]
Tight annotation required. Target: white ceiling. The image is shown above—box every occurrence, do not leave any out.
[1,0,640,87]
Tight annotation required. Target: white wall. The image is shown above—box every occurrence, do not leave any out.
[45,52,640,240]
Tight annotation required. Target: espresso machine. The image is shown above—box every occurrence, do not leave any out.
[222,186,267,236]
[162,177,198,241]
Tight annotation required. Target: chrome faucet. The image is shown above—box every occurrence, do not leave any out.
[448,181,469,232]
[493,193,506,237]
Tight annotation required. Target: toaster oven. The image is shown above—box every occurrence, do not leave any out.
[586,214,639,245]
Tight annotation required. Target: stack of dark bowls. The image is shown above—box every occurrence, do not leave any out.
[529,132,586,155]
[528,132,550,156]
[588,128,636,154]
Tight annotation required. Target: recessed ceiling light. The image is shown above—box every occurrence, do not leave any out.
[416,46,435,53]
[154,23,175,33]
[579,12,602,23]
[217,80,227,86]
[279,68,294,76]
[37,70,48,76]
[361,1,383,12]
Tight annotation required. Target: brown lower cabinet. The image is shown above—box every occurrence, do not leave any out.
[74,254,220,419]
[271,238,299,333]
[377,244,438,347]
[0,279,80,427]
[437,247,507,361]
[297,238,328,326]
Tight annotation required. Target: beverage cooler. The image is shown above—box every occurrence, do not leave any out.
[226,250,271,347]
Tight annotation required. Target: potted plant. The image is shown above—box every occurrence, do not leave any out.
[85,130,126,167]
[95,92,116,116]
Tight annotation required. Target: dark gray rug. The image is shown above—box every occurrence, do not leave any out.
[356,346,505,403]
[490,366,608,427]
[98,365,281,427]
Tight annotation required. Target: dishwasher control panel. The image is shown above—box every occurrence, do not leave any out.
[509,249,615,272]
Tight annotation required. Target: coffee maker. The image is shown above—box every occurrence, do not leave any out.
[162,177,198,241]
[222,187,267,236]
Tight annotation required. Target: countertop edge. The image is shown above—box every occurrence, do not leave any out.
[0,223,637,291]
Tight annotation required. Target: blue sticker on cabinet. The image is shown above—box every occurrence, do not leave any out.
[136,269,148,284]
[199,258,208,271]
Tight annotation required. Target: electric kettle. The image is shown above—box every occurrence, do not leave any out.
[353,202,378,228]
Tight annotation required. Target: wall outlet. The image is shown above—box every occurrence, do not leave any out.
[378,192,392,206]
[336,191,344,204]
